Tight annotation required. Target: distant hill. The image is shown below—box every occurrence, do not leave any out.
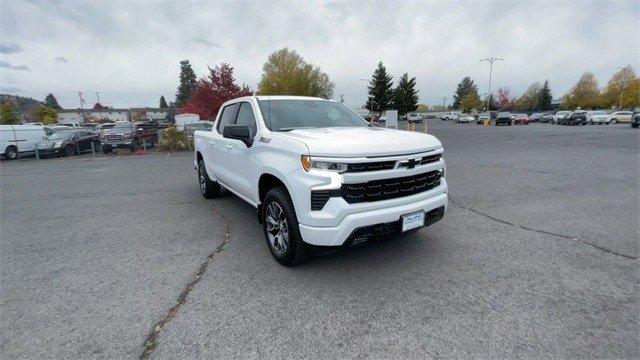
[0,94,45,113]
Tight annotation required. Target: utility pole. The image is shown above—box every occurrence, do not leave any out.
[441,97,447,109]
[481,57,503,111]
[78,91,86,124]
[95,91,101,105]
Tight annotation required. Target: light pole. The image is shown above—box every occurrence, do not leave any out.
[95,91,101,105]
[481,57,503,111]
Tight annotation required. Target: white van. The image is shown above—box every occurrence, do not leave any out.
[1,125,47,160]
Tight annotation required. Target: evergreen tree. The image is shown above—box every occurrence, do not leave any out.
[452,76,478,109]
[365,61,394,112]
[44,93,61,110]
[538,80,553,110]
[175,60,197,107]
[159,95,168,108]
[391,73,419,115]
[0,101,19,124]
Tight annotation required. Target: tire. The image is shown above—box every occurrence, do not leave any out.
[632,123,639,128]
[197,159,220,199]
[4,146,18,160]
[102,146,112,154]
[262,187,307,266]
[64,144,75,157]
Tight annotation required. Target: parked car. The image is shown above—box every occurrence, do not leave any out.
[441,111,460,121]
[632,108,640,128]
[553,110,572,124]
[495,112,512,126]
[406,113,423,123]
[194,96,447,266]
[564,110,588,126]
[35,129,100,157]
[586,110,609,124]
[477,112,491,124]
[529,113,544,122]
[456,114,474,123]
[513,114,530,125]
[542,113,555,123]
[185,121,215,137]
[607,110,633,124]
[1,124,47,160]
[101,121,158,153]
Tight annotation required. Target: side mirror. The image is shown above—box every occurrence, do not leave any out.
[223,125,253,147]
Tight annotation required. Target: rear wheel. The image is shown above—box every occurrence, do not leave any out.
[197,159,220,199]
[262,187,307,266]
[4,146,18,160]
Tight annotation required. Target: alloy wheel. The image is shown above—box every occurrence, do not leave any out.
[265,202,289,256]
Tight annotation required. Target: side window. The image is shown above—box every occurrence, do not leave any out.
[217,103,239,133]
[235,102,257,137]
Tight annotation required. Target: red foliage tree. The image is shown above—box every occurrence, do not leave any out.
[496,86,512,110]
[181,63,253,120]
[93,102,109,110]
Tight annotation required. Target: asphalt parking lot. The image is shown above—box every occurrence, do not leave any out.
[1,121,638,359]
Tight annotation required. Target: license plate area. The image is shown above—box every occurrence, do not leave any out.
[401,211,425,232]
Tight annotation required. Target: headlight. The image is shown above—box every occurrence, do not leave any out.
[301,155,347,173]
[53,141,63,148]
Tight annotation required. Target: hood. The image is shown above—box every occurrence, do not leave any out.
[277,126,442,157]
[104,128,133,135]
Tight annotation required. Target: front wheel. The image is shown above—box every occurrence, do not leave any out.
[262,187,307,266]
[64,144,75,157]
[197,159,220,199]
[4,146,18,160]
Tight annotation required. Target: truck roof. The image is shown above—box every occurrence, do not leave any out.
[248,95,328,101]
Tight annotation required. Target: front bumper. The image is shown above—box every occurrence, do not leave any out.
[35,147,63,156]
[299,191,447,246]
[102,140,134,149]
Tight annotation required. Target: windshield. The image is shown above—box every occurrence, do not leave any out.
[558,111,571,115]
[591,111,605,115]
[45,130,73,140]
[258,100,368,131]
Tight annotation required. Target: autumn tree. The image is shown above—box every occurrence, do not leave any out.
[181,63,253,120]
[93,102,108,110]
[365,61,394,112]
[175,60,197,107]
[515,82,542,111]
[562,72,600,109]
[496,86,513,110]
[159,95,168,108]
[618,78,640,108]
[452,76,478,109]
[44,93,61,110]
[257,48,334,99]
[538,80,553,110]
[460,92,483,113]
[0,101,19,124]
[416,103,429,112]
[391,73,419,115]
[30,105,58,125]
[601,65,638,108]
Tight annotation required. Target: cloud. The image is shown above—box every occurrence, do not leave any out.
[190,37,222,48]
[1,2,636,108]
[55,57,68,63]
[0,61,30,71]
[0,43,23,54]
[0,86,23,93]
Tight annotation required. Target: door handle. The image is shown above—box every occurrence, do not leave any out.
[225,144,233,150]
[208,140,216,145]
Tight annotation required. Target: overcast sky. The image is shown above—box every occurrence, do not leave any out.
[1,1,638,109]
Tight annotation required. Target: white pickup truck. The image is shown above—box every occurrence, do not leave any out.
[194,96,447,266]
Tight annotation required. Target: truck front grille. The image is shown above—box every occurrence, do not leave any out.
[347,161,395,172]
[310,170,442,210]
[342,170,441,204]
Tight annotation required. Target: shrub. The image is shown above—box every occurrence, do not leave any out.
[157,126,192,151]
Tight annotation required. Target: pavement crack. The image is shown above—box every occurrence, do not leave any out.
[139,206,232,360]
[448,195,637,261]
